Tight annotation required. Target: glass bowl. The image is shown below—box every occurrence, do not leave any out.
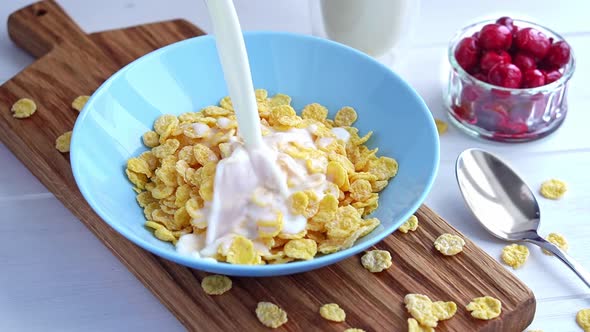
[446,19,575,142]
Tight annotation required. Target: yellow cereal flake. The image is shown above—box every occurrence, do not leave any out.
[127,93,398,265]
[466,296,502,320]
[142,131,160,148]
[319,303,346,322]
[434,233,465,256]
[539,179,567,199]
[398,215,418,233]
[501,244,529,269]
[361,249,392,273]
[301,103,328,121]
[226,235,259,265]
[270,93,291,107]
[366,156,398,181]
[154,227,176,243]
[71,95,90,112]
[432,301,457,321]
[201,275,232,295]
[404,294,438,328]
[55,131,73,153]
[334,106,357,127]
[542,232,568,255]
[435,118,448,135]
[577,308,590,332]
[344,329,366,332]
[193,144,218,165]
[284,239,317,260]
[11,98,37,118]
[255,302,288,329]
[349,179,372,201]
[407,318,434,332]
[289,191,309,215]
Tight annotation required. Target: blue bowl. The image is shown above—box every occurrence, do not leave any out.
[71,32,439,277]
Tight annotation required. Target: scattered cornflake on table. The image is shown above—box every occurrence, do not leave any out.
[398,215,418,233]
[404,294,438,328]
[501,244,529,269]
[434,233,465,256]
[435,118,448,135]
[255,302,288,329]
[432,301,457,321]
[343,329,366,332]
[466,296,502,320]
[361,249,392,272]
[200,275,232,295]
[319,303,346,322]
[55,131,73,153]
[11,98,37,118]
[542,232,568,255]
[577,308,590,332]
[407,318,434,332]
[71,95,90,112]
[539,179,567,199]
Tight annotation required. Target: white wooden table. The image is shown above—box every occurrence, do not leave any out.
[1,1,589,331]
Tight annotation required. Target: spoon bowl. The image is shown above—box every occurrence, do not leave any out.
[456,148,590,288]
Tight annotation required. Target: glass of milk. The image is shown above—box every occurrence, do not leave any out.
[310,0,420,68]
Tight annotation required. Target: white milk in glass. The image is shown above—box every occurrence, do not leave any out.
[318,0,419,59]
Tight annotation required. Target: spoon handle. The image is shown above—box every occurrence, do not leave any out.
[526,236,590,288]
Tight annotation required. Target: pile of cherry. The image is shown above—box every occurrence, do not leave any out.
[455,16,571,88]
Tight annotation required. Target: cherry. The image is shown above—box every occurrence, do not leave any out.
[452,104,476,123]
[488,63,522,88]
[478,24,513,50]
[480,50,512,73]
[496,16,515,32]
[476,102,509,131]
[513,53,536,71]
[522,69,546,88]
[473,72,488,83]
[455,37,480,71]
[543,69,562,84]
[544,41,571,69]
[514,27,550,59]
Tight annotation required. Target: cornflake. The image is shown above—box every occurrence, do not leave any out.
[577,308,590,332]
[11,98,37,118]
[434,233,465,256]
[126,92,396,264]
[71,95,90,112]
[399,215,418,233]
[201,275,232,295]
[407,318,434,332]
[435,118,448,135]
[404,294,438,327]
[361,249,392,273]
[334,106,357,127]
[542,232,568,255]
[539,179,567,199]
[255,302,288,329]
[501,244,529,269]
[466,296,502,320]
[319,303,346,322]
[432,301,457,321]
[55,131,73,153]
[344,329,366,332]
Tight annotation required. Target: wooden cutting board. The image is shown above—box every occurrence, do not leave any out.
[0,1,535,331]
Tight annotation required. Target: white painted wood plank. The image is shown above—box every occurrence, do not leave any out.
[0,197,182,332]
[0,143,49,198]
[394,34,590,160]
[426,151,590,305]
[415,0,590,46]
[529,296,590,332]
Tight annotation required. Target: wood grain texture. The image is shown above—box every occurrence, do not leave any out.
[0,1,535,331]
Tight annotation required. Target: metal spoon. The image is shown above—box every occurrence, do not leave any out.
[456,148,590,288]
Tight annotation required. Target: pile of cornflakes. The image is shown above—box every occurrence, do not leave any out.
[126,90,397,264]
[404,293,457,328]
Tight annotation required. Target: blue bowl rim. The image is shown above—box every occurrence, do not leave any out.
[70,31,440,276]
